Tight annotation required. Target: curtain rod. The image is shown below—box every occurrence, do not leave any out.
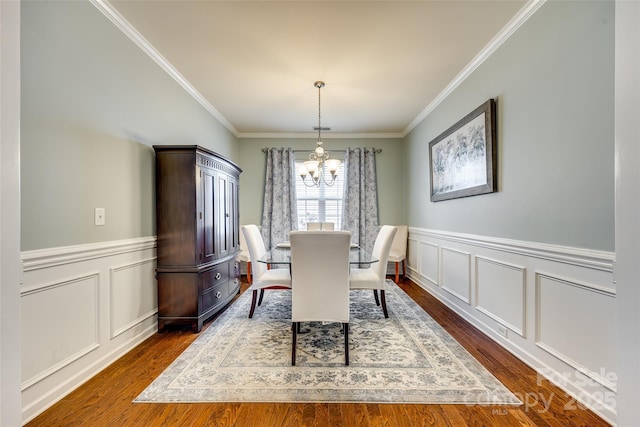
[261,148,382,154]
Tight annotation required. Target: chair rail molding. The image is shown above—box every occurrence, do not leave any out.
[21,236,157,272]
[409,227,615,273]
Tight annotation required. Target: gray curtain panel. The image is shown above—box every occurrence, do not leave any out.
[261,147,298,249]
[342,148,379,251]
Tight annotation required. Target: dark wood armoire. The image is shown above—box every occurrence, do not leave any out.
[153,145,242,332]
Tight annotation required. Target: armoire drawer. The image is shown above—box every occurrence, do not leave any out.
[201,263,229,292]
[201,280,230,313]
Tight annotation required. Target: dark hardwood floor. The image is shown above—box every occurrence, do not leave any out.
[26,277,610,427]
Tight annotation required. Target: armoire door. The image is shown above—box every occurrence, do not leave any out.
[228,174,240,253]
[200,166,218,265]
[216,172,230,259]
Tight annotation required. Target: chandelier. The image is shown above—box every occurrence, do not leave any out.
[297,81,341,187]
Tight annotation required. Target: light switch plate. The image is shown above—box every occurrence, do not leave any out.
[94,208,105,226]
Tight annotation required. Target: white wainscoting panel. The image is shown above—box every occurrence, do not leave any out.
[110,258,157,338]
[20,237,157,424]
[475,256,526,337]
[21,273,100,388]
[535,272,617,391]
[419,241,439,285]
[406,227,616,423]
[440,247,471,304]
[407,238,419,276]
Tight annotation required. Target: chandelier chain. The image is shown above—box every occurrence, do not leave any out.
[319,83,321,141]
[315,81,324,142]
[299,80,338,187]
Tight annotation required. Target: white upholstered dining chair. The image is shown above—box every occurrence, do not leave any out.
[388,225,408,284]
[241,225,292,318]
[349,225,397,318]
[237,227,252,284]
[290,230,352,366]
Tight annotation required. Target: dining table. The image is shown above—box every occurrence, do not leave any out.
[257,242,379,268]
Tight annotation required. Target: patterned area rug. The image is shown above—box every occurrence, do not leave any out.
[135,281,520,405]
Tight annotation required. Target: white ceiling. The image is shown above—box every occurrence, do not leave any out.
[103,0,529,138]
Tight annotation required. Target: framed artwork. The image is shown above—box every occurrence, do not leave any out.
[429,99,497,202]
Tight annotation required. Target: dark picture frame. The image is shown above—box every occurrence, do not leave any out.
[428,99,497,202]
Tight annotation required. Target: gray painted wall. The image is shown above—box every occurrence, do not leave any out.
[21,0,614,253]
[21,1,238,251]
[236,138,405,227]
[404,0,614,251]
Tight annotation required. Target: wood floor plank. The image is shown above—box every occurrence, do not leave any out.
[327,403,344,426]
[314,402,330,427]
[280,404,305,427]
[231,403,261,427]
[363,403,387,427]
[352,403,371,427]
[25,277,610,427]
[300,402,317,427]
[338,403,358,426]
[439,406,469,426]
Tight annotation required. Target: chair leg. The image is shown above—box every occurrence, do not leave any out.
[395,262,400,283]
[343,322,350,366]
[247,262,252,284]
[402,259,406,279]
[380,290,389,318]
[258,289,265,306]
[291,322,297,366]
[248,289,258,318]
[373,289,380,306]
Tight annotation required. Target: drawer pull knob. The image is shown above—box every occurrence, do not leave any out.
[216,291,222,299]
[215,273,221,280]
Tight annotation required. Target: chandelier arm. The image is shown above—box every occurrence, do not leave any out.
[300,177,319,188]
[320,163,337,186]
[301,172,337,187]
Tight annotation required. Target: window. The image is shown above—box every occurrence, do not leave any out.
[295,159,345,230]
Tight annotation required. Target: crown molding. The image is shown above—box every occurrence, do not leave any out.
[403,0,547,137]
[92,0,544,141]
[237,132,403,140]
[90,0,239,137]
